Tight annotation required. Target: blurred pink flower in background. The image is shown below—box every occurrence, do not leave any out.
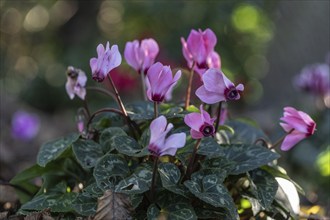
[184,105,216,139]
[65,66,87,100]
[294,63,330,98]
[279,107,316,151]
[146,62,181,103]
[148,116,186,157]
[124,38,159,74]
[11,111,40,141]
[90,42,122,82]
[109,69,138,92]
[196,68,244,104]
[181,28,220,76]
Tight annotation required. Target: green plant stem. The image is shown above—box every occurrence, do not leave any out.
[184,63,195,110]
[185,139,202,179]
[83,98,91,119]
[140,71,147,101]
[150,156,159,202]
[154,102,158,119]
[269,129,294,150]
[214,101,223,133]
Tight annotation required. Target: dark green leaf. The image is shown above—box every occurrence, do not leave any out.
[184,175,238,220]
[20,192,77,212]
[139,128,150,148]
[127,101,154,120]
[248,169,278,209]
[115,165,153,194]
[82,182,104,198]
[165,203,197,220]
[201,157,236,179]
[37,133,79,167]
[158,163,189,197]
[113,135,149,157]
[72,193,97,216]
[93,154,130,191]
[72,139,104,169]
[99,127,127,153]
[130,194,144,209]
[147,204,160,219]
[226,120,269,144]
[222,144,280,175]
[198,137,225,158]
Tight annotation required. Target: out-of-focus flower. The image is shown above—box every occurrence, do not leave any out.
[65,66,87,100]
[148,116,186,156]
[195,68,244,104]
[11,111,40,141]
[124,38,159,74]
[181,28,220,76]
[294,63,330,98]
[146,62,181,103]
[90,42,122,82]
[184,105,216,139]
[108,69,137,92]
[279,107,316,151]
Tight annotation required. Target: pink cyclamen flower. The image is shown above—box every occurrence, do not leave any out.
[279,107,316,151]
[294,63,330,98]
[11,111,40,141]
[124,38,159,74]
[184,105,216,139]
[65,66,87,100]
[148,116,186,156]
[90,42,122,82]
[181,28,220,75]
[146,62,181,103]
[195,68,244,104]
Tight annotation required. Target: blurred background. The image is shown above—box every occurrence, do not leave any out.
[1,0,329,216]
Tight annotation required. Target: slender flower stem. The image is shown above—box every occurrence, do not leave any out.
[107,75,128,117]
[184,63,195,110]
[154,102,158,119]
[140,71,147,101]
[214,101,223,133]
[269,129,294,150]
[150,156,159,202]
[86,108,125,128]
[86,86,117,101]
[185,139,202,179]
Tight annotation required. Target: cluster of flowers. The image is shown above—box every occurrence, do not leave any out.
[65,28,316,157]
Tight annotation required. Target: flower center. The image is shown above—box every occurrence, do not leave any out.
[152,93,164,103]
[225,87,239,101]
[307,122,316,135]
[197,61,208,69]
[148,144,161,156]
[200,124,214,137]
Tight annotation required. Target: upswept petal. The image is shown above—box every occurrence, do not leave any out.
[202,68,226,93]
[90,58,98,73]
[196,85,225,104]
[297,110,315,126]
[107,45,122,72]
[187,30,206,64]
[141,38,159,72]
[280,132,306,151]
[124,40,140,71]
[153,66,173,96]
[280,116,309,133]
[147,62,164,89]
[181,37,193,68]
[222,72,235,88]
[96,44,105,58]
[200,106,213,124]
[207,51,221,69]
[161,133,186,156]
[236,84,244,92]
[76,88,86,100]
[203,28,217,54]
[149,115,167,143]
[65,81,75,99]
[190,129,204,139]
[279,122,293,133]
[184,112,204,131]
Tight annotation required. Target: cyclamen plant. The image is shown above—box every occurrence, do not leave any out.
[11,28,317,220]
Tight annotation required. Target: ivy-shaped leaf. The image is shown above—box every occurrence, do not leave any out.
[20,192,77,212]
[184,174,238,220]
[115,165,153,194]
[248,169,279,209]
[37,133,79,167]
[93,154,129,191]
[113,136,149,157]
[72,139,104,169]
[127,101,154,121]
[158,163,189,197]
[198,137,225,158]
[130,194,144,209]
[72,193,97,216]
[99,127,127,153]
[94,190,134,220]
[201,157,236,179]
[81,182,104,198]
[222,144,280,175]
[147,203,197,220]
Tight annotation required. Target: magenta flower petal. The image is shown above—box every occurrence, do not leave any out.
[202,69,226,93]
[190,129,204,139]
[184,112,204,131]
[279,107,316,151]
[124,40,141,71]
[195,85,225,104]
[280,132,306,151]
[148,116,186,157]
